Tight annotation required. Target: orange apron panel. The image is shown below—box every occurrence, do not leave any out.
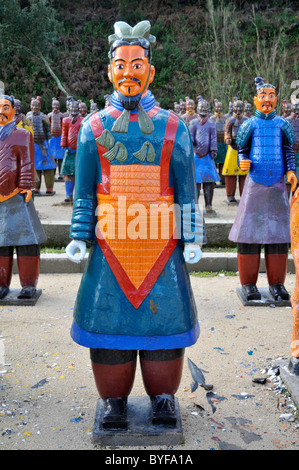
[96,164,177,290]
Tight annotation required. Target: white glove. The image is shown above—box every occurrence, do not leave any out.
[66,240,86,263]
[184,243,202,264]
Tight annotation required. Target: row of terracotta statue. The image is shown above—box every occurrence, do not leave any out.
[173,95,299,214]
[14,95,111,203]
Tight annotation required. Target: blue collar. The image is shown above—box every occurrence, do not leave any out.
[0,120,16,141]
[110,90,156,114]
[255,109,276,120]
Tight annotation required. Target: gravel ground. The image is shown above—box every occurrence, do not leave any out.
[0,272,298,451]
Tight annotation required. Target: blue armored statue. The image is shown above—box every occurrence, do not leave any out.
[229,77,297,302]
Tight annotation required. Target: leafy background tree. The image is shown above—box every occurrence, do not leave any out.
[0,0,298,113]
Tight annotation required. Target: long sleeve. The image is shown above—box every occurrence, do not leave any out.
[282,130,296,173]
[18,131,35,190]
[60,118,69,148]
[171,118,206,245]
[210,123,218,152]
[69,121,98,242]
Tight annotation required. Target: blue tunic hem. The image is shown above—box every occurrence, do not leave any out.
[70,321,200,351]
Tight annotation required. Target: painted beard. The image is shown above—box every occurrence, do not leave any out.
[117,90,143,111]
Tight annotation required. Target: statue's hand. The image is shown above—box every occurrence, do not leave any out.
[239,159,251,171]
[20,189,32,203]
[66,240,86,263]
[184,243,202,264]
[287,171,298,193]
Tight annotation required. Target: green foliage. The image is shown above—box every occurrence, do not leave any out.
[0,0,298,113]
[0,0,61,54]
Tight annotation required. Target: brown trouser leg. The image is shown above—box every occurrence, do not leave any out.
[0,247,13,288]
[237,244,261,286]
[90,349,137,398]
[239,174,246,196]
[16,245,40,288]
[265,244,288,286]
[140,349,184,397]
[44,169,55,192]
[225,175,236,199]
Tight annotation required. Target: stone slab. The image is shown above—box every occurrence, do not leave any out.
[275,358,299,409]
[93,396,184,447]
[0,289,42,306]
[236,287,291,307]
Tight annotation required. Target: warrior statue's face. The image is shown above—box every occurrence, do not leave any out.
[254,86,277,115]
[0,98,15,126]
[70,102,79,117]
[293,102,299,116]
[108,45,155,99]
[283,102,292,115]
[215,103,223,115]
[233,101,244,117]
[79,102,87,116]
[186,101,195,115]
[31,100,41,114]
[52,101,60,113]
[197,101,209,116]
[14,99,22,116]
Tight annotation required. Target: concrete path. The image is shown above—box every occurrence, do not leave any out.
[0,272,298,451]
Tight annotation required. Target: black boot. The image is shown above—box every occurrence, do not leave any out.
[151,394,177,427]
[18,286,36,299]
[0,286,9,299]
[269,283,289,301]
[288,357,299,376]
[102,397,128,430]
[242,283,261,301]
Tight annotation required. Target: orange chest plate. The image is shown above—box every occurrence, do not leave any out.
[96,164,176,291]
[90,110,179,308]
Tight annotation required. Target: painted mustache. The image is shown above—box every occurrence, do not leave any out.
[262,102,273,107]
[118,77,141,87]
[0,114,8,119]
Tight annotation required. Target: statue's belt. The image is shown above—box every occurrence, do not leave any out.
[0,188,21,203]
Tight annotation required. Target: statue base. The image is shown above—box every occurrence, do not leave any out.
[0,289,42,306]
[275,358,299,408]
[237,287,291,307]
[34,191,56,197]
[93,396,184,447]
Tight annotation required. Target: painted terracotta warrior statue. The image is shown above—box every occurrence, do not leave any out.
[48,98,65,178]
[189,97,219,214]
[78,100,88,118]
[282,100,292,119]
[222,99,248,204]
[60,99,84,203]
[14,99,33,134]
[26,96,56,195]
[209,99,227,185]
[244,100,253,118]
[0,94,46,300]
[229,77,296,302]
[90,99,98,113]
[66,20,204,430]
[182,97,197,127]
